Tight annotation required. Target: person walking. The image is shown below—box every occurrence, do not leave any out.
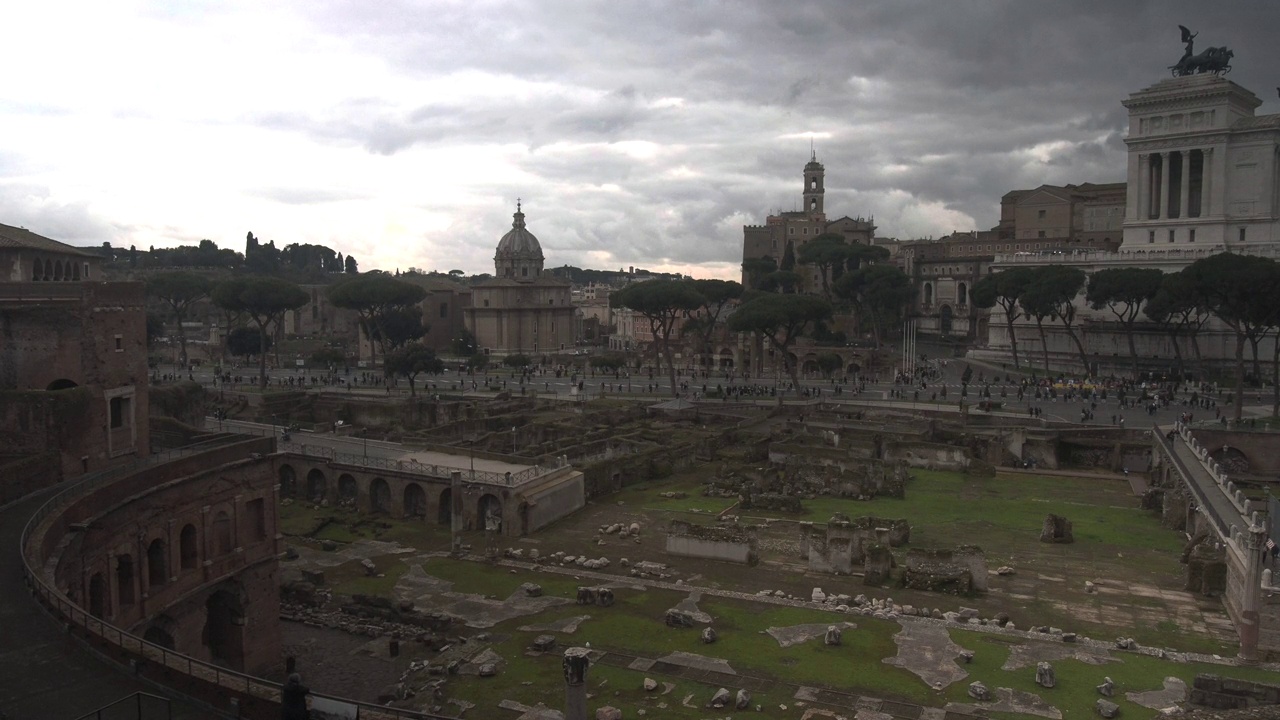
[282,673,311,720]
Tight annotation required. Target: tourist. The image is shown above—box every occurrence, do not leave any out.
[281,673,311,719]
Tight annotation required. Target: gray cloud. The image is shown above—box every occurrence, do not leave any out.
[7,1,1280,275]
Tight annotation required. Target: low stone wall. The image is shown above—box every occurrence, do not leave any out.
[1190,674,1280,710]
[902,545,988,595]
[525,471,586,533]
[665,520,758,565]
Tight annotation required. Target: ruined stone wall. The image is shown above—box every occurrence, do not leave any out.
[901,547,987,595]
[882,441,969,471]
[524,471,585,533]
[34,439,281,674]
[665,520,757,565]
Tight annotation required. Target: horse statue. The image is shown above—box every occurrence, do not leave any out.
[1171,46,1234,77]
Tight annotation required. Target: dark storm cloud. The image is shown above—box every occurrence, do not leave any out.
[19,1,1276,273]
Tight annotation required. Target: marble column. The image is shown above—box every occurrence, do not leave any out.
[1159,152,1171,219]
[564,647,591,720]
[1179,150,1191,221]
[1136,154,1148,222]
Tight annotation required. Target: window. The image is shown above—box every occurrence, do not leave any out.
[247,499,267,541]
[1169,230,1175,243]
[439,302,448,318]
[1038,210,1046,219]
[83,263,90,279]
[1037,231,1045,239]
[114,334,123,352]
[521,267,528,277]
[1148,231,1155,244]
[789,227,794,235]
[110,396,131,429]
[1240,228,1247,243]
[1190,229,1196,243]
[802,228,808,235]
[483,299,489,307]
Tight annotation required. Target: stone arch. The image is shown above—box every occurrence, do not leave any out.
[179,523,199,570]
[369,477,391,514]
[1209,446,1250,474]
[53,260,64,281]
[403,482,426,519]
[846,362,861,376]
[940,304,953,335]
[437,487,453,525]
[46,378,78,391]
[116,554,135,607]
[278,464,297,498]
[923,282,933,305]
[88,572,107,618]
[44,259,53,281]
[147,538,168,587]
[337,473,358,505]
[957,282,968,306]
[144,616,177,650]
[213,510,232,555]
[478,493,502,532]
[306,468,327,502]
[203,585,246,670]
[72,261,81,280]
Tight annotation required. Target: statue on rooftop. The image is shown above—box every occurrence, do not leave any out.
[1170,26,1233,77]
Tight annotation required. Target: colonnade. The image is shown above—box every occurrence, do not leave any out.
[1140,149,1211,225]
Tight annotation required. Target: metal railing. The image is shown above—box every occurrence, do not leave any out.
[73,692,171,720]
[280,441,570,487]
[20,438,453,720]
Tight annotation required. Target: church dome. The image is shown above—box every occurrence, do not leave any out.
[495,202,544,261]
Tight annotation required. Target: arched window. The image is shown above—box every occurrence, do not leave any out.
[957,282,968,306]
[213,511,232,555]
[180,524,199,569]
[44,259,53,281]
[923,283,933,305]
[147,539,168,586]
[116,555,135,606]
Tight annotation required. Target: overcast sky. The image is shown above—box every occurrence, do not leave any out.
[2,2,1278,279]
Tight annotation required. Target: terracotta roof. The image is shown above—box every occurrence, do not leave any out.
[0,223,99,257]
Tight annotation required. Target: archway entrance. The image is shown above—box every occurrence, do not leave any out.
[278,465,297,498]
[338,474,358,505]
[46,378,79,391]
[203,588,246,670]
[370,478,391,514]
[403,483,426,518]
[306,469,327,502]
[478,494,502,533]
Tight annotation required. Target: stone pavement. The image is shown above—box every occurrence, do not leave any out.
[0,489,205,720]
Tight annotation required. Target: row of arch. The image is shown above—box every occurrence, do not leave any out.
[278,464,503,528]
[31,256,87,282]
[921,281,967,307]
[86,516,236,621]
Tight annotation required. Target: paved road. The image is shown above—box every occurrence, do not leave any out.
[1159,426,1250,538]
[0,489,203,720]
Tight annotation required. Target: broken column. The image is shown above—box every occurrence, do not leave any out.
[563,647,591,720]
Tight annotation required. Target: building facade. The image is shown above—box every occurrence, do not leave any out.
[0,224,150,487]
[974,71,1280,376]
[742,153,876,292]
[466,204,576,356]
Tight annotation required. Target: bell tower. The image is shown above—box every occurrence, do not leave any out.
[803,149,825,217]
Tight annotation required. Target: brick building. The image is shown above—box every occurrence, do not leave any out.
[0,224,150,493]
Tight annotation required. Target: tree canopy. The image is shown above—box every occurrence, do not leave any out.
[211,276,308,387]
[327,274,427,363]
[796,234,852,297]
[726,293,832,390]
[971,268,1035,370]
[612,279,704,396]
[146,271,213,365]
[383,344,444,396]
[1086,267,1165,378]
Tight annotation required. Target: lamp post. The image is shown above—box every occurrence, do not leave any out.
[512,426,517,455]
